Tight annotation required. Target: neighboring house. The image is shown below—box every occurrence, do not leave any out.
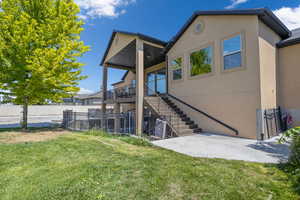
[100,8,300,139]
[62,91,103,105]
[111,71,136,113]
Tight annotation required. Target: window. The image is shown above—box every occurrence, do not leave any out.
[131,80,136,87]
[190,46,213,77]
[170,57,183,80]
[146,68,166,95]
[223,34,243,70]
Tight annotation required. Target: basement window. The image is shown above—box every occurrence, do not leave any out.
[170,57,183,80]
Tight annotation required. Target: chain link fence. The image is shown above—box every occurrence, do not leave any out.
[62,109,176,139]
[63,109,136,134]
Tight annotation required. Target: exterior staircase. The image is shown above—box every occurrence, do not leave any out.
[144,96,202,137]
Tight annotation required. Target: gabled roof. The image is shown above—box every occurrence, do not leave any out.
[121,70,129,80]
[111,70,130,86]
[277,28,300,48]
[100,30,167,66]
[111,71,128,86]
[164,8,291,53]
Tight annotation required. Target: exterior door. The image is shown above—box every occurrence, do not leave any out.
[146,68,166,96]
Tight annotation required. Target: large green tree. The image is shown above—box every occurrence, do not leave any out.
[0,0,89,129]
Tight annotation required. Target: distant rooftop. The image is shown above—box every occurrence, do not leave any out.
[75,91,102,99]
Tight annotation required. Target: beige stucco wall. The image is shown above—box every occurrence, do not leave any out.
[167,15,262,139]
[120,103,135,113]
[112,71,136,113]
[113,71,136,89]
[278,44,300,126]
[258,21,281,110]
[105,33,136,63]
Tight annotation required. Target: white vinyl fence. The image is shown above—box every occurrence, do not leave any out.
[0,105,111,128]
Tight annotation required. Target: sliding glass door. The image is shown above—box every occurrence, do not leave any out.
[146,68,166,96]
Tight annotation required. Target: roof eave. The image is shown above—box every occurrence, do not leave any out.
[121,70,129,80]
[164,8,291,53]
[277,38,300,48]
[100,30,167,66]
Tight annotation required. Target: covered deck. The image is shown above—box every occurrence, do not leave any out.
[100,30,167,135]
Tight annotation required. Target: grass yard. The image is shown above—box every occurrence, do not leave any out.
[0,129,299,200]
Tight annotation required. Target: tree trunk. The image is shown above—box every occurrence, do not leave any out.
[22,98,28,130]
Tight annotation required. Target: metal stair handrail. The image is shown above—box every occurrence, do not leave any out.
[144,84,180,137]
[167,93,239,135]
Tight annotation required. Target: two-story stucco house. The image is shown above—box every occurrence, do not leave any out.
[100,8,300,139]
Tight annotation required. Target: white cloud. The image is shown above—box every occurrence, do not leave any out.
[225,0,248,9]
[77,14,88,20]
[274,5,300,30]
[75,0,135,19]
[78,87,94,94]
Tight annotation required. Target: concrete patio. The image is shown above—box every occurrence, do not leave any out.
[152,133,290,163]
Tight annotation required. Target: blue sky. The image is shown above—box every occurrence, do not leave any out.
[75,0,300,94]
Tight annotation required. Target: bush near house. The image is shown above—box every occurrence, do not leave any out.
[280,127,300,193]
[280,127,300,168]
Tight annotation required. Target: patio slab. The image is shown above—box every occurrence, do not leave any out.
[152,133,290,163]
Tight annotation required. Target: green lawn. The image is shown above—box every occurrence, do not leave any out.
[0,130,298,200]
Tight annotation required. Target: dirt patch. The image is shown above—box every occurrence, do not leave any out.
[160,183,184,200]
[0,129,71,144]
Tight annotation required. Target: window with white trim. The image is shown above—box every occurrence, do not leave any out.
[223,34,243,70]
[170,57,183,80]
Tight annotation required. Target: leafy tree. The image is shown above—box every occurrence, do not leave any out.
[0,0,89,129]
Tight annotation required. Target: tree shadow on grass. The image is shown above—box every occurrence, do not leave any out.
[245,140,299,195]
[272,163,300,196]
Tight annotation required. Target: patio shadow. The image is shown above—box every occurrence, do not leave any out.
[247,142,290,163]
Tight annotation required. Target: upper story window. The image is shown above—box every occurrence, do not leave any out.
[190,45,213,77]
[222,34,243,70]
[170,57,183,80]
[131,80,136,87]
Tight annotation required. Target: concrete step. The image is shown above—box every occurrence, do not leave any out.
[145,97,198,138]
[177,129,195,136]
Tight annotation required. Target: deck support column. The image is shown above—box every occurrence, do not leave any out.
[114,103,121,133]
[135,39,144,136]
[102,65,108,131]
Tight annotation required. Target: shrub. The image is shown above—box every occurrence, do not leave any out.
[280,127,300,168]
[280,127,300,193]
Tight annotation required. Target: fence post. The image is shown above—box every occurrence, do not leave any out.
[63,110,72,129]
[73,112,76,130]
[278,106,283,132]
[114,103,121,133]
[273,108,278,134]
[62,110,67,128]
[264,110,270,139]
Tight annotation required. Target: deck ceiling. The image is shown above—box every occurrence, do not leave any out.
[106,40,165,70]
